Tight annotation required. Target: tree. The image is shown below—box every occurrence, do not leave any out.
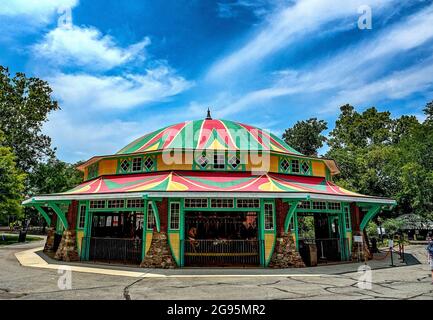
[28,156,83,196]
[327,103,433,220]
[423,100,433,123]
[0,130,26,223]
[327,104,393,150]
[282,118,328,156]
[0,66,59,173]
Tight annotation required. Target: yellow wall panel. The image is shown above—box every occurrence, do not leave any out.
[264,233,275,263]
[76,230,84,255]
[169,232,181,265]
[98,159,118,176]
[157,154,192,171]
[145,232,153,254]
[312,161,326,177]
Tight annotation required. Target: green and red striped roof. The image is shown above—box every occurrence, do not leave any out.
[116,119,302,155]
[62,170,368,197]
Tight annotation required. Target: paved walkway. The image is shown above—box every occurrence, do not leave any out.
[1,240,432,299]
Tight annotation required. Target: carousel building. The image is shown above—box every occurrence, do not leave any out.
[23,111,395,268]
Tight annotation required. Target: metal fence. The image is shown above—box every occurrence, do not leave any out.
[183,239,261,267]
[82,237,142,264]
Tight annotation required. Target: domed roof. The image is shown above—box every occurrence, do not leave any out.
[116,119,302,155]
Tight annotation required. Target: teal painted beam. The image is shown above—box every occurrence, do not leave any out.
[360,205,382,231]
[284,201,301,233]
[150,200,161,233]
[49,202,69,230]
[141,198,149,260]
[33,205,51,226]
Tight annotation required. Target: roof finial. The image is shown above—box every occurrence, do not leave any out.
[206,107,212,120]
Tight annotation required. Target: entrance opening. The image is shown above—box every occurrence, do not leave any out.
[85,211,143,264]
[184,211,260,267]
[297,212,347,265]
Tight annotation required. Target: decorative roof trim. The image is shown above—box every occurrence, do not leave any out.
[23,191,396,206]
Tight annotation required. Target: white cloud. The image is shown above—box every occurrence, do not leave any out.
[44,114,143,160]
[208,0,394,80]
[33,25,150,71]
[321,59,433,113]
[0,0,78,24]
[48,65,193,110]
[217,0,283,19]
[216,3,433,117]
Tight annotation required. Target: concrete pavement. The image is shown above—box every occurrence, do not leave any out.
[1,239,432,300]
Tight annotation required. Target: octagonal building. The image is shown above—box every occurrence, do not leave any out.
[23,111,395,268]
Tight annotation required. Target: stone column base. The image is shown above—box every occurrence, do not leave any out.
[352,241,372,262]
[140,232,176,269]
[269,233,305,268]
[43,228,56,253]
[54,230,80,262]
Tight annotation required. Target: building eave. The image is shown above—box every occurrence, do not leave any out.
[23,191,396,206]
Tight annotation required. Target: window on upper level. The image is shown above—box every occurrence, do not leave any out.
[87,163,98,179]
[228,155,241,169]
[144,157,154,171]
[281,159,290,172]
[291,159,300,173]
[301,160,310,174]
[132,157,142,172]
[197,155,209,168]
[120,159,131,173]
[213,154,225,169]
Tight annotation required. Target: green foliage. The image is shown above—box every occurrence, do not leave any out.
[0,130,26,221]
[382,218,404,236]
[28,156,83,196]
[282,118,327,156]
[366,221,378,239]
[0,66,59,173]
[326,101,433,219]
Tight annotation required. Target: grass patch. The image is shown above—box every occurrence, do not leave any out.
[0,234,44,246]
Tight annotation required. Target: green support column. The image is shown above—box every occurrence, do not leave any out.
[180,198,185,267]
[259,199,265,267]
[283,200,303,233]
[82,200,91,260]
[359,204,382,231]
[150,200,161,232]
[49,202,69,230]
[33,205,51,226]
[294,211,299,250]
[141,198,149,260]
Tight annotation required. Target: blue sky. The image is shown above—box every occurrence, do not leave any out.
[1,0,433,162]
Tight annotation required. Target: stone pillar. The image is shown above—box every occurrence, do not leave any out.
[43,227,56,252]
[140,198,177,268]
[350,204,371,261]
[54,229,80,261]
[140,232,176,268]
[54,201,80,262]
[269,199,305,268]
[269,231,305,268]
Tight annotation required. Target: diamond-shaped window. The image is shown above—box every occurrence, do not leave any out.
[281,159,290,171]
[301,161,310,174]
[120,159,130,172]
[197,155,209,168]
[229,156,241,169]
[144,157,154,170]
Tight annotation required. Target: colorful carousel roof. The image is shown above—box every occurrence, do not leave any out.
[116,119,302,155]
[47,171,394,204]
